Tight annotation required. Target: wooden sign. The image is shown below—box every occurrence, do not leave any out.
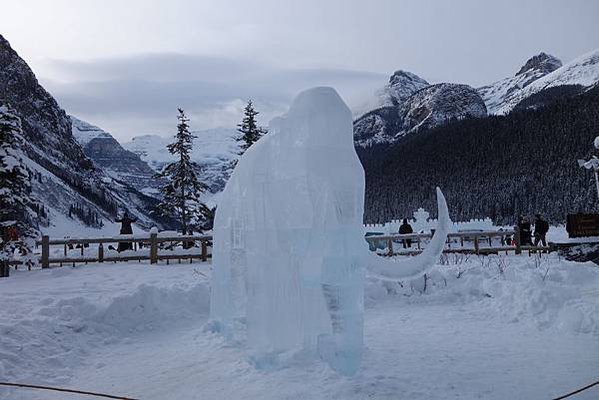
[566,213,599,238]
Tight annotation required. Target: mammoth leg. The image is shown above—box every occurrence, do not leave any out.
[318,279,364,376]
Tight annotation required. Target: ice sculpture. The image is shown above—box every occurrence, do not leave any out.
[210,87,451,376]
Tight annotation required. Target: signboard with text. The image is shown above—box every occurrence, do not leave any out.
[566,213,599,238]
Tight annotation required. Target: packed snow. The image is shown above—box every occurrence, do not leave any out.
[1,252,598,399]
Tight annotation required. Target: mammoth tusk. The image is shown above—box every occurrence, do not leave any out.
[366,187,451,281]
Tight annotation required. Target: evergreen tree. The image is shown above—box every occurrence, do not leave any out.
[0,104,38,270]
[155,109,209,234]
[236,100,267,156]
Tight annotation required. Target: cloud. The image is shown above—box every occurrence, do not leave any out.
[41,53,387,142]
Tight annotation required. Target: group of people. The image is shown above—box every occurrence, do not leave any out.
[518,214,549,247]
[396,214,550,248]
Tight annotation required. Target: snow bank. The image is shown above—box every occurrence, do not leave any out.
[366,254,599,336]
[0,263,210,388]
[1,254,597,399]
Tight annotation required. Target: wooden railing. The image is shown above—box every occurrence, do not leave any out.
[365,228,552,256]
[34,233,212,268]
[8,227,552,272]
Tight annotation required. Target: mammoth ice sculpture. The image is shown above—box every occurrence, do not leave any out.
[209,87,450,376]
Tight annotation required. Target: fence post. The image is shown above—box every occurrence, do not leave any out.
[98,243,104,263]
[201,240,208,262]
[150,233,158,264]
[474,236,480,255]
[387,238,393,257]
[514,226,521,255]
[41,235,50,269]
[0,261,8,278]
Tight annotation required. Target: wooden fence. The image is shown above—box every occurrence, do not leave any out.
[365,227,553,256]
[33,233,212,269]
[7,227,553,272]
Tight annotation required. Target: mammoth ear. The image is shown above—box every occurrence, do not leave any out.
[367,187,451,281]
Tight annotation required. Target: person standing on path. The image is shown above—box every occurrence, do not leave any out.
[518,216,533,246]
[399,219,414,249]
[534,214,549,247]
[116,211,137,252]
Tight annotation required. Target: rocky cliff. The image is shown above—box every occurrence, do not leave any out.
[355,83,487,147]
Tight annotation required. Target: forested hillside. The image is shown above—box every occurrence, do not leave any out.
[358,85,599,224]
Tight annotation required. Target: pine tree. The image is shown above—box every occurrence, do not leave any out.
[155,109,209,235]
[0,104,38,271]
[236,100,267,156]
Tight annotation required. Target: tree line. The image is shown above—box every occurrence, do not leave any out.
[358,85,599,225]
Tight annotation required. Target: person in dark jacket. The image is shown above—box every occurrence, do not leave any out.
[115,211,137,252]
[534,214,549,247]
[399,219,413,249]
[518,216,532,246]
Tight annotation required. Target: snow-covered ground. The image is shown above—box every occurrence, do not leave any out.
[1,254,598,400]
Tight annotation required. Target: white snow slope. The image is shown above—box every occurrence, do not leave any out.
[487,48,599,114]
[1,254,598,400]
[70,116,112,146]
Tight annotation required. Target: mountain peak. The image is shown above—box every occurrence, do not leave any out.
[516,52,562,76]
[381,70,429,107]
[388,70,427,86]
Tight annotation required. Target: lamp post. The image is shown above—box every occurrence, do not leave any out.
[578,136,599,201]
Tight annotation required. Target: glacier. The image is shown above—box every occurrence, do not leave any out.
[209,86,451,376]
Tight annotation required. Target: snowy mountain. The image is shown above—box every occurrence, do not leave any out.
[70,116,113,145]
[508,48,599,112]
[0,35,93,181]
[479,49,599,114]
[355,49,599,149]
[70,116,159,194]
[478,52,563,114]
[379,70,430,107]
[123,127,239,196]
[0,34,169,231]
[354,83,487,147]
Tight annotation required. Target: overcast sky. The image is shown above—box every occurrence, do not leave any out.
[1,0,598,142]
